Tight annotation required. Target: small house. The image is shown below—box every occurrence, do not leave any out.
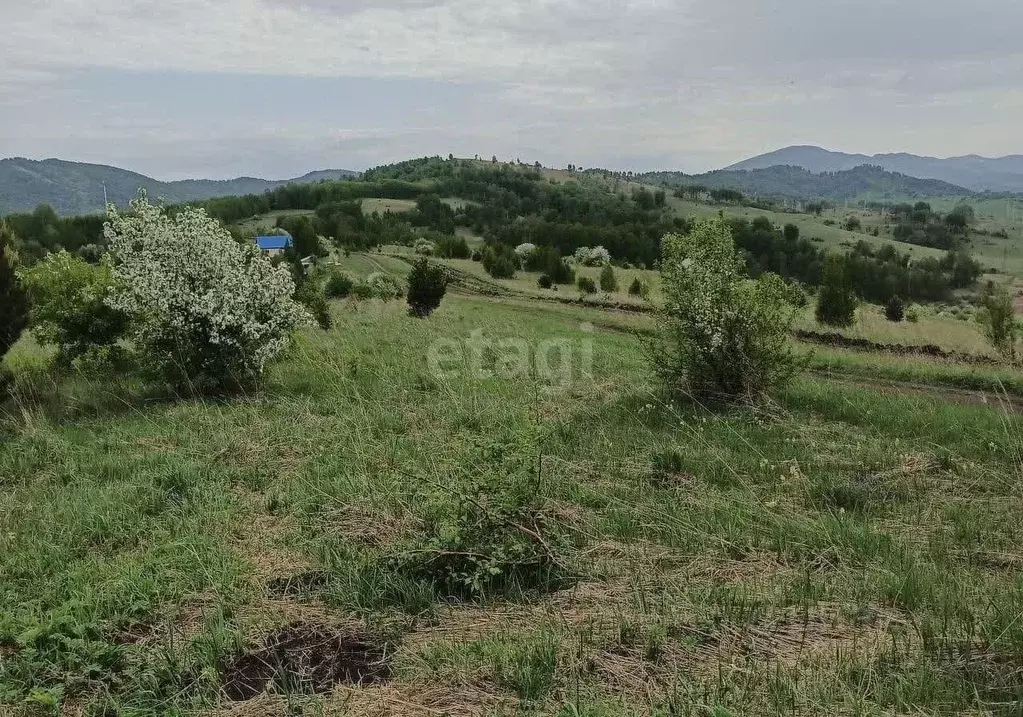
[256,234,291,256]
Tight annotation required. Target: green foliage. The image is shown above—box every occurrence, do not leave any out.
[885,296,905,322]
[906,305,920,323]
[598,265,617,292]
[978,282,1019,361]
[627,277,646,297]
[0,222,28,359]
[482,244,519,279]
[576,276,596,294]
[435,235,470,259]
[406,258,448,318]
[365,272,405,300]
[524,245,574,284]
[20,251,127,364]
[815,255,858,327]
[389,478,572,600]
[324,271,355,298]
[844,216,862,232]
[647,219,805,402]
[537,273,553,289]
[783,223,800,241]
[296,281,332,330]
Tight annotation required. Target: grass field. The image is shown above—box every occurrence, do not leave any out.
[4,282,1023,715]
[236,210,316,234]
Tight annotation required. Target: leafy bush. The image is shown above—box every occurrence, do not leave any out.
[0,222,28,360]
[366,272,405,299]
[525,246,574,284]
[470,249,483,262]
[21,251,128,364]
[815,255,858,327]
[436,235,470,259]
[296,281,332,330]
[352,282,376,300]
[104,193,311,392]
[885,296,905,322]
[413,238,435,256]
[627,277,646,297]
[389,481,571,600]
[482,244,519,279]
[406,258,448,318]
[599,265,618,292]
[537,273,553,289]
[978,282,1019,361]
[845,217,862,232]
[324,271,355,298]
[577,276,596,294]
[906,306,920,323]
[646,219,805,403]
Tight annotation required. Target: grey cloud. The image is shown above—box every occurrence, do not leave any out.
[1,0,1020,176]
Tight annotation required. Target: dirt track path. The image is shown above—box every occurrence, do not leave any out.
[811,371,1023,413]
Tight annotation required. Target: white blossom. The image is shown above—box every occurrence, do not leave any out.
[104,192,311,387]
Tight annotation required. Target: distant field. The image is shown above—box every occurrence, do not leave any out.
[236,209,315,233]
[361,197,417,215]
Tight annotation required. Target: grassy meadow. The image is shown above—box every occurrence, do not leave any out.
[4,270,1023,715]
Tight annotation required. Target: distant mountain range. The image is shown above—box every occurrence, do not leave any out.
[639,164,972,202]
[0,158,358,216]
[726,146,1023,193]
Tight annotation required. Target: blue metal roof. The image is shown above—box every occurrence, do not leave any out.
[256,235,291,251]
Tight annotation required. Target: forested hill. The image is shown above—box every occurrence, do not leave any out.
[0,157,357,215]
[638,165,973,202]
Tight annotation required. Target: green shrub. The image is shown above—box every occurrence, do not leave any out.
[978,282,1019,360]
[885,296,905,322]
[436,235,470,259]
[0,222,28,361]
[906,306,920,323]
[815,255,858,327]
[296,281,332,330]
[366,272,405,299]
[406,258,448,318]
[352,282,376,300]
[482,244,518,279]
[413,238,435,256]
[324,272,355,298]
[599,265,618,292]
[524,246,573,284]
[577,276,596,294]
[646,219,805,403]
[21,250,128,365]
[537,273,553,289]
[389,482,571,600]
[470,249,483,262]
[627,277,645,296]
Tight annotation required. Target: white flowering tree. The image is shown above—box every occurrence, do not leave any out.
[514,243,537,261]
[104,192,311,392]
[573,246,611,266]
[647,219,804,402]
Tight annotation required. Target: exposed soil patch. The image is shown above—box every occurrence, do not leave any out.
[222,622,392,701]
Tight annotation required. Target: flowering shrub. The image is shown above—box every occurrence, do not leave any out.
[21,250,127,365]
[413,238,435,256]
[647,219,805,402]
[514,243,537,261]
[104,193,310,391]
[573,246,611,267]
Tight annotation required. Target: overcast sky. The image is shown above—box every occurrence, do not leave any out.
[3,0,1021,180]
